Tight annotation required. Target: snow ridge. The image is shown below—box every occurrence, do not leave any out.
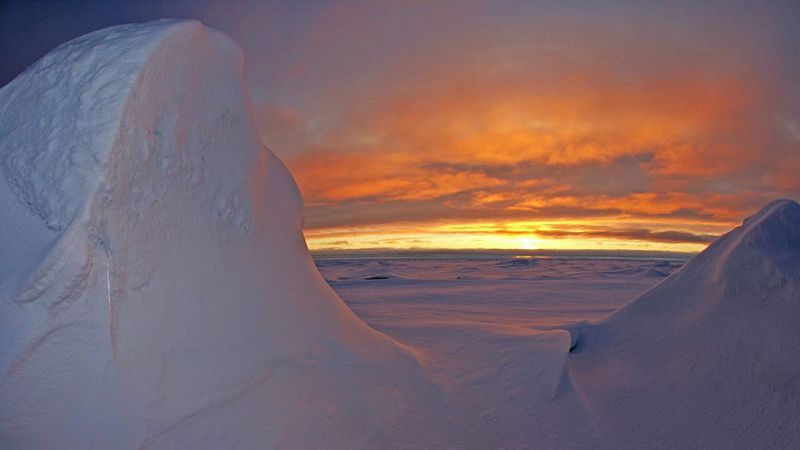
[567,199,800,449]
[0,21,180,231]
[0,20,448,449]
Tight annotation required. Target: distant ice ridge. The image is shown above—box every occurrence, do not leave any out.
[0,20,447,449]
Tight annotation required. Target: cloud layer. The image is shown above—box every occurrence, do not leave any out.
[4,1,799,251]
[263,2,800,250]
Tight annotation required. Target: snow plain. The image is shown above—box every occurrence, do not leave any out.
[317,255,683,331]
[2,19,799,449]
[317,256,686,449]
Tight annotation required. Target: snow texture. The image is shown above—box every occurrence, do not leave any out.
[567,199,800,449]
[318,256,683,449]
[0,20,447,449]
[1,19,799,449]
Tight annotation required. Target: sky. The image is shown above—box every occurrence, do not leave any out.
[2,0,799,252]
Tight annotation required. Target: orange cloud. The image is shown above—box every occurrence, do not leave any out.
[250,2,800,251]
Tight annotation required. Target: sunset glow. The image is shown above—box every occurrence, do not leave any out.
[8,2,795,252]
[303,217,724,253]
[249,2,799,252]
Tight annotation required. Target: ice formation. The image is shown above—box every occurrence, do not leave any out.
[568,199,800,448]
[0,20,446,449]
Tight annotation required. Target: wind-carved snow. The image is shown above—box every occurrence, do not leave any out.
[0,19,798,450]
[0,24,170,232]
[566,199,800,449]
[0,20,448,449]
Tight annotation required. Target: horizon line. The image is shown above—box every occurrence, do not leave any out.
[309,247,697,258]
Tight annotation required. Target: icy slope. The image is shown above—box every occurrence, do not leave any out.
[0,20,447,449]
[568,199,800,449]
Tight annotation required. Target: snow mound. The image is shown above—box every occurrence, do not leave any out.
[0,20,447,449]
[568,199,800,448]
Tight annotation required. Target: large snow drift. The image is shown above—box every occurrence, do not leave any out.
[0,20,447,449]
[568,199,800,448]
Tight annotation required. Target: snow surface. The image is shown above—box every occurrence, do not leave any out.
[317,256,682,330]
[567,199,800,449]
[0,20,448,449]
[317,256,685,449]
[1,20,799,449]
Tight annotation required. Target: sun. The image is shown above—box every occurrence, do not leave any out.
[519,237,538,250]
